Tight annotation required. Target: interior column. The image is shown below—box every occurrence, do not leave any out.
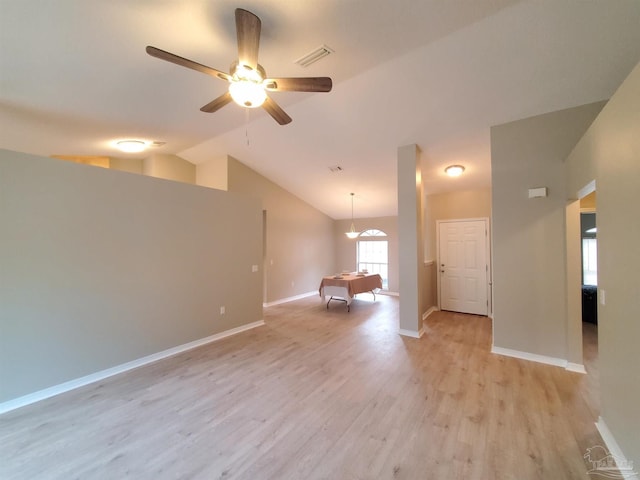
[397,144,424,337]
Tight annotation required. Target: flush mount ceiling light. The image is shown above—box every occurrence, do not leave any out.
[116,140,147,153]
[345,193,360,239]
[445,165,465,177]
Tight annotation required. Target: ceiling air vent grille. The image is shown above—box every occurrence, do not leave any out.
[295,45,334,68]
[328,165,343,172]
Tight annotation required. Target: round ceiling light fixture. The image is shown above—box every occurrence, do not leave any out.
[116,140,148,153]
[445,165,465,177]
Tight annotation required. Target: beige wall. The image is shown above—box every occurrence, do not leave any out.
[425,188,492,260]
[565,63,640,465]
[196,155,228,191]
[490,101,605,359]
[334,216,399,293]
[0,150,263,403]
[143,154,196,184]
[109,156,143,174]
[225,156,335,304]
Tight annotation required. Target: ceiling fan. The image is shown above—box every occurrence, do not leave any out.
[146,8,332,125]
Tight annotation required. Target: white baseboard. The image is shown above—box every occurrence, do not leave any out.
[379,290,399,297]
[399,327,424,339]
[595,417,639,479]
[492,346,587,374]
[263,291,317,307]
[422,306,439,321]
[491,345,568,368]
[0,319,265,415]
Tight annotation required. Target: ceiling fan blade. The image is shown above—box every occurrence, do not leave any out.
[264,77,333,93]
[235,8,261,69]
[146,46,231,82]
[200,92,233,113]
[262,96,292,125]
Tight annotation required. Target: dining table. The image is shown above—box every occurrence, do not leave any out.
[318,272,383,311]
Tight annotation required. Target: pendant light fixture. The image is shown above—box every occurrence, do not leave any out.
[345,193,360,239]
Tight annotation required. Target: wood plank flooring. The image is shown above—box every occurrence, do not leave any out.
[0,294,604,479]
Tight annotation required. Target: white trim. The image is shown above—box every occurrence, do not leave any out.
[595,417,639,479]
[378,290,399,297]
[399,327,424,339]
[492,347,589,374]
[566,362,587,374]
[491,346,568,368]
[422,306,439,321]
[0,320,265,415]
[263,291,317,307]
[577,179,596,199]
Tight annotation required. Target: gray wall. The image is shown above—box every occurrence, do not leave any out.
[225,156,335,304]
[0,150,263,402]
[397,144,425,334]
[566,63,640,465]
[333,216,399,293]
[490,101,605,358]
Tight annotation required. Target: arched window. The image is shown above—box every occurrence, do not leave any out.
[357,229,388,289]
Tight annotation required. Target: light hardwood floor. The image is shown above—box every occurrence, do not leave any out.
[0,295,604,479]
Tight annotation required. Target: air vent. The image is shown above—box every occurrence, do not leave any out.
[328,165,343,172]
[295,45,334,68]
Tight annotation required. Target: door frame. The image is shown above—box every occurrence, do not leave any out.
[565,179,597,373]
[436,217,492,316]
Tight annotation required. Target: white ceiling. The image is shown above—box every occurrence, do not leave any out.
[1,0,639,219]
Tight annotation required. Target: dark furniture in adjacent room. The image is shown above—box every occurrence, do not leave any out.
[582,285,598,324]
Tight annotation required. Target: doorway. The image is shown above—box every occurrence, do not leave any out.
[437,218,490,316]
[579,191,598,375]
[566,183,598,374]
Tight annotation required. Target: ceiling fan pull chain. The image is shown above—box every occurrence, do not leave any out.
[245,108,251,146]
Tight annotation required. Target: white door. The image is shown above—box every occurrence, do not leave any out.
[438,220,488,315]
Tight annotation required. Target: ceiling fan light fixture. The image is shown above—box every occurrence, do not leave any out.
[445,164,465,177]
[146,8,332,124]
[116,140,147,153]
[229,80,267,108]
[229,63,267,108]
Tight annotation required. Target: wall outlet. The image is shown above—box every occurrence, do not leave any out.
[599,289,606,306]
[252,265,258,272]
[220,306,225,315]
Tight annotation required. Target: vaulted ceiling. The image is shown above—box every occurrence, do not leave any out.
[1,0,639,218]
